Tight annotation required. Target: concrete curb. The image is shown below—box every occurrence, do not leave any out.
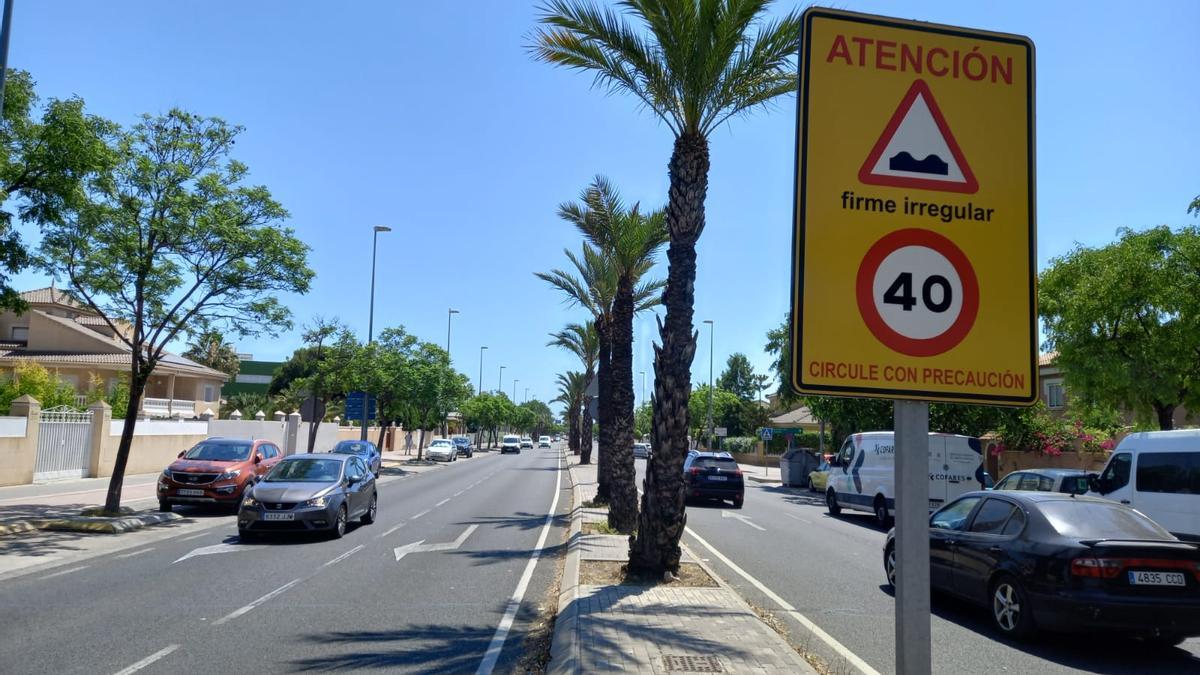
[0,521,36,536]
[36,511,183,534]
[548,459,584,675]
[746,475,783,485]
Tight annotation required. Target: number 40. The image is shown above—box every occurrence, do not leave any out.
[883,272,952,313]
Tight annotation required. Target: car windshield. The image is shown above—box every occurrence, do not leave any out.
[431,440,453,447]
[265,458,343,483]
[183,442,252,462]
[331,442,372,456]
[504,436,520,443]
[1040,500,1173,540]
[1058,475,1089,495]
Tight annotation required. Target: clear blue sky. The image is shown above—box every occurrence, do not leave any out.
[10,1,1198,412]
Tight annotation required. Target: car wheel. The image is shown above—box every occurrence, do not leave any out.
[239,528,257,543]
[883,541,896,589]
[874,496,893,527]
[826,489,841,516]
[990,575,1034,640]
[158,501,172,513]
[1143,632,1185,648]
[361,493,377,525]
[732,495,744,509]
[332,505,348,539]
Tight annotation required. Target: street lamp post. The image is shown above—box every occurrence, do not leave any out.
[513,379,519,402]
[704,319,714,450]
[478,346,487,396]
[498,365,505,396]
[639,371,646,407]
[524,387,529,403]
[0,0,14,117]
[363,225,391,440]
[443,308,459,435]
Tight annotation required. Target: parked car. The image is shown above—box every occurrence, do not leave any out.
[539,435,552,448]
[882,491,1200,644]
[521,436,534,449]
[633,442,651,459]
[826,431,986,526]
[501,434,522,454]
[808,455,833,493]
[158,437,283,512]
[683,451,745,509]
[327,439,382,475]
[452,436,474,458]
[993,468,1089,495]
[427,439,457,462]
[1088,429,1200,541]
[239,453,377,540]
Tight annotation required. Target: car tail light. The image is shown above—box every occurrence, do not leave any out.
[732,469,743,476]
[689,467,702,476]
[1070,558,1122,579]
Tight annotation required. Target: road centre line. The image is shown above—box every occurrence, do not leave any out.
[213,578,301,626]
[453,490,464,497]
[436,498,451,507]
[684,527,880,675]
[322,545,364,567]
[475,452,564,675]
[784,513,813,525]
[39,565,89,580]
[178,532,213,542]
[379,522,407,538]
[412,509,431,520]
[111,644,179,675]
[116,548,154,559]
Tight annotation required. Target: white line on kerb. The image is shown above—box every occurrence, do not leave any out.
[685,527,881,675]
[322,545,364,567]
[213,578,301,626]
[39,565,89,580]
[436,498,451,507]
[412,509,431,520]
[476,453,563,675]
[111,644,179,675]
[116,548,154,559]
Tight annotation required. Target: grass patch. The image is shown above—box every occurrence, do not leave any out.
[581,521,623,535]
[579,560,718,587]
[581,499,609,509]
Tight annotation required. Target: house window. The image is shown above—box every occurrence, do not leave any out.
[10,326,28,341]
[1046,383,1065,409]
[203,384,216,402]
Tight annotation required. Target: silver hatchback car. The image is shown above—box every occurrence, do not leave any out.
[238,454,377,540]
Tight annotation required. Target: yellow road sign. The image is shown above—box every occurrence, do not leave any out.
[791,8,1036,405]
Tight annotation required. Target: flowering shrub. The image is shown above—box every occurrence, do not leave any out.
[995,401,1118,456]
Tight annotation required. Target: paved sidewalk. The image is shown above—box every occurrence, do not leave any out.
[551,456,815,674]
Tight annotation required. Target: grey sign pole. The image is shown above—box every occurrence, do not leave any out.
[894,399,931,675]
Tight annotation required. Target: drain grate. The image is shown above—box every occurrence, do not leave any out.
[662,654,724,673]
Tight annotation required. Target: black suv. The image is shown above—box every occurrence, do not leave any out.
[452,436,473,458]
[683,451,745,508]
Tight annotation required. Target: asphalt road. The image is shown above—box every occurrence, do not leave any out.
[0,445,570,674]
[634,458,1200,675]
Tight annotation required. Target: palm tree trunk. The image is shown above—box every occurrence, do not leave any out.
[607,276,638,533]
[594,319,613,502]
[630,131,709,575]
[580,395,594,464]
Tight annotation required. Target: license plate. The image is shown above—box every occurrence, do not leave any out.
[263,512,294,521]
[708,475,728,481]
[177,489,205,497]
[1128,571,1186,587]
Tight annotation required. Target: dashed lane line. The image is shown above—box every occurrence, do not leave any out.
[412,509,430,520]
[322,545,364,567]
[212,578,302,626]
[379,522,407,538]
[39,565,89,580]
[436,498,451,507]
[116,548,154,559]
[111,644,179,675]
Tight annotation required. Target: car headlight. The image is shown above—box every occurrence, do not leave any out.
[303,496,328,508]
[242,495,259,507]
[218,469,242,481]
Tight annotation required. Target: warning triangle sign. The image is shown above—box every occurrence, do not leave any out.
[858,79,978,194]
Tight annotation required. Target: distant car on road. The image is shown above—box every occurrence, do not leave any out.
[539,435,551,448]
[427,439,457,462]
[683,451,744,509]
[501,434,522,454]
[452,436,474,458]
[158,437,283,512]
[521,436,534,449]
[633,442,650,459]
[327,439,381,475]
[993,468,1089,495]
[882,490,1200,644]
[239,453,376,540]
[808,455,833,493]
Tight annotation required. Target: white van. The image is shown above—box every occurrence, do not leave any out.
[1087,429,1200,541]
[825,431,985,525]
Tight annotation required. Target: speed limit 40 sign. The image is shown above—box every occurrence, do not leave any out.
[791,9,1036,405]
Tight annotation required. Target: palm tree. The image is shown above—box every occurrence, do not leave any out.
[533,0,801,573]
[559,177,666,532]
[548,322,600,463]
[554,370,587,462]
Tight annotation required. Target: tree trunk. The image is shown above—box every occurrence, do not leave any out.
[567,404,580,457]
[307,396,325,453]
[104,372,147,514]
[594,320,613,503]
[1155,402,1176,430]
[580,365,595,465]
[417,428,425,460]
[607,275,638,533]
[630,131,709,575]
[377,419,390,449]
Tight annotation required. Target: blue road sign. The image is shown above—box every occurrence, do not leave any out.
[344,392,377,420]
[759,427,774,441]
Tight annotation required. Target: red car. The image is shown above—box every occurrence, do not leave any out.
[158,437,283,511]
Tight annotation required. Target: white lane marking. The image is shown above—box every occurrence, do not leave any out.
[116,548,154,559]
[785,513,812,525]
[476,453,563,675]
[394,525,480,562]
[721,510,766,531]
[112,644,179,675]
[453,490,464,497]
[685,527,881,675]
[212,578,302,626]
[412,509,431,520]
[323,545,364,567]
[173,542,262,565]
[379,522,407,538]
[39,565,89,580]
[436,498,451,507]
[178,532,211,542]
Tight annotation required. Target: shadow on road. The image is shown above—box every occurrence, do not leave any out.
[288,625,493,672]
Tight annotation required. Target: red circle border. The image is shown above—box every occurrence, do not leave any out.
[855,228,979,357]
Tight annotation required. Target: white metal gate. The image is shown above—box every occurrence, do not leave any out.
[34,406,94,482]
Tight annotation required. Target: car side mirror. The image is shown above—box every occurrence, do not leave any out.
[178,451,186,459]
[1087,473,1102,493]
[347,474,361,485]
[254,454,262,464]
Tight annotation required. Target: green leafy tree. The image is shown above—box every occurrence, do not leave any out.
[764,314,797,406]
[268,346,319,398]
[635,401,652,439]
[533,0,802,574]
[292,318,359,453]
[688,384,741,448]
[520,399,555,439]
[0,361,76,411]
[183,327,241,380]
[0,71,116,312]
[223,391,270,419]
[39,110,314,512]
[1041,225,1200,429]
[716,353,758,401]
[553,371,587,456]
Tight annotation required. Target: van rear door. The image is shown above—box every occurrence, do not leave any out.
[1132,451,1200,540]
[927,435,948,511]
